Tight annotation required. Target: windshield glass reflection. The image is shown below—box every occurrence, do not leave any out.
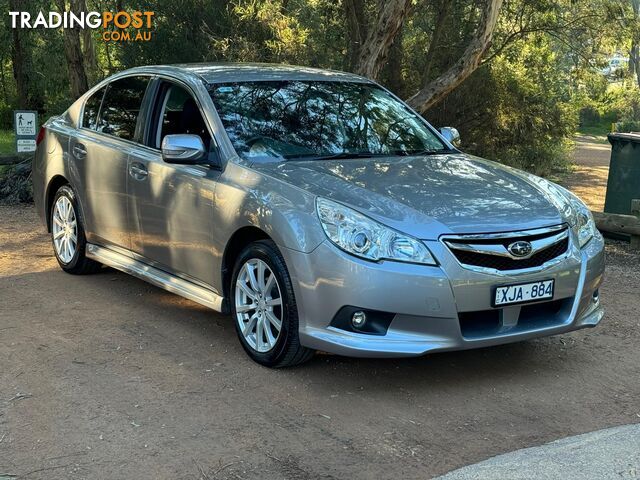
[208,81,449,162]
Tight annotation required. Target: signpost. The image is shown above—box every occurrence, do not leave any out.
[14,110,38,153]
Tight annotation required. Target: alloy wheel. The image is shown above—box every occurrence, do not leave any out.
[52,196,78,264]
[235,258,283,353]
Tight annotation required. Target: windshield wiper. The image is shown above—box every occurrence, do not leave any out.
[284,151,375,161]
[284,148,454,161]
[395,148,454,156]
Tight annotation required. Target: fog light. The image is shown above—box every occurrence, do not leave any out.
[593,289,600,303]
[351,311,367,328]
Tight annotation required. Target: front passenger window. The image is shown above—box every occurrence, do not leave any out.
[156,85,212,150]
[98,76,149,141]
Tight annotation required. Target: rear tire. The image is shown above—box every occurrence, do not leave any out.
[50,185,101,275]
[231,240,314,368]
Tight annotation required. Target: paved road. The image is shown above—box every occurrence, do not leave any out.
[0,206,639,480]
[438,424,640,479]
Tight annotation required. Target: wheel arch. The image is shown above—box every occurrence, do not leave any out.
[45,175,70,232]
[221,226,273,300]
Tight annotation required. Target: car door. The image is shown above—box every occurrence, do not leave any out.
[72,75,151,251]
[126,78,221,287]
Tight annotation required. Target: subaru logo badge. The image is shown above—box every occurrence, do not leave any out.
[508,240,533,258]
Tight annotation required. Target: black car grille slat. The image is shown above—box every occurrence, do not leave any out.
[459,299,569,338]
[445,228,569,271]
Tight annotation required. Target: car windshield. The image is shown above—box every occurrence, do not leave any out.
[208,80,450,162]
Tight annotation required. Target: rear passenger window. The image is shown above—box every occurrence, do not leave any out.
[82,86,106,129]
[98,76,149,141]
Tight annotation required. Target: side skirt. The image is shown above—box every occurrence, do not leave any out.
[86,243,226,313]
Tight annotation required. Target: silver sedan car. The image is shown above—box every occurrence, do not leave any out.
[33,63,605,367]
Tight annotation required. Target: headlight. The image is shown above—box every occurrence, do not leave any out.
[569,196,597,248]
[316,198,437,265]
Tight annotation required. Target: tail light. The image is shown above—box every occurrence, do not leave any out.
[36,126,46,146]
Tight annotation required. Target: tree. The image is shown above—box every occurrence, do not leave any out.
[0,0,630,176]
[346,0,504,112]
[353,0,412,79]
[8,0,30,108]
[629,0,640,86]
[344,0,367,71]
[56,0,89,99]
[78,0,99,84]
[420,0,451,85]
[406,0,503,113]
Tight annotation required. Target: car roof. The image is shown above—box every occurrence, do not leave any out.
[123,62,373,85]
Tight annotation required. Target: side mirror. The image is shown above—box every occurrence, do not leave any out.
[161,134,206,164]
[439,127,461,147]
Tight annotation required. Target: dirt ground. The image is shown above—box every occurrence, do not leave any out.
[1,138,639,479]
[564,135,612,211]
[0,203,639,480]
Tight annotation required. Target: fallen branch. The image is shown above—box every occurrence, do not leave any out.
[19,463,77,478]
[194,459,210,480]
[6,393,32,403]
[212,461,242,475]
[0,155,31,166]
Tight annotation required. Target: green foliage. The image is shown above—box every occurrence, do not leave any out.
[613,86,640,132]
[0,0,635,176]
[0,100,13,131]
[572,81,640,135]
[0,128,14,154]
[426,34,577,176]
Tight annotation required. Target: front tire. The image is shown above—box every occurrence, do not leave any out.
[231,240,314,368]
[50,185,101,274]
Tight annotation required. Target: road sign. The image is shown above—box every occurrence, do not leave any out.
[14,110,38,153]
[17,139,37,153]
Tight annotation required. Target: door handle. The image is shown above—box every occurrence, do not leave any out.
[72,143,87,159]
[129,162,148,180]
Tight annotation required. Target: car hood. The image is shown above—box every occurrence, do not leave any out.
[251,153,572,239]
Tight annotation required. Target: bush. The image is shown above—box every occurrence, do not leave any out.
[613,87,640,132]
[426,45,577,177]
[0,162,33,204]
[616,119,640,133]
[0,101,14,130]
[579,105,601,126]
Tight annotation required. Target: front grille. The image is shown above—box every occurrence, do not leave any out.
[459,298,569,339]
[444,225,569,272]
[453,237,568,270]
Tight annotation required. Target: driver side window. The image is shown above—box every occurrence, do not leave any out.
[156,83,212,151]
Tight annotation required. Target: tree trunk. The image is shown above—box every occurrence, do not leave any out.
[385,30,404,94]
[56,0,89,99]
[78,0,98,83]
[8,0,29,108]
[0,55,8,103]
[344,0,368,71]
[354,0,412,80]
[421,0,450,85]
[406,0,503,113]
[632,0,640,88]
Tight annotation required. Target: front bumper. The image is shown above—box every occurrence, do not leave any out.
[280,231,605,357]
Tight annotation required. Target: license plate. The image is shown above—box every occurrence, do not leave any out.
[494,279,554,306]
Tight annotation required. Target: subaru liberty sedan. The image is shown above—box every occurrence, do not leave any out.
[33,63,604,367]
